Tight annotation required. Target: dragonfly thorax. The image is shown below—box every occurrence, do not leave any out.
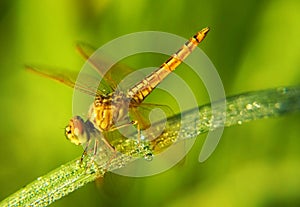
[88,91,132,132]
[65,92,134,146]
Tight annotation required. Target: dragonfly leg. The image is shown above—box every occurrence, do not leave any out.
[130,120,141,144]
[108,120,141,144]
[101,135,115,152]
[111,120,141,143]
[80,139,91,163]
[93,139,99,156]
[129,120,144,155]
[103,120,139,171]
[100,135,117,172]
[109,120,137,131]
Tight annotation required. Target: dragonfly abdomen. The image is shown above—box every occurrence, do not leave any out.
[128,27,210,104]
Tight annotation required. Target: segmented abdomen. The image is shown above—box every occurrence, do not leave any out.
[127,27,210,104]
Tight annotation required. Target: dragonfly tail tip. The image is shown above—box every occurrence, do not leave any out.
[201,27,210,35]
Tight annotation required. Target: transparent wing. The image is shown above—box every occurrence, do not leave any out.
[26,41,153,97]
[26,65,105,97]
[129,102,174,141]
[76,42,140,91]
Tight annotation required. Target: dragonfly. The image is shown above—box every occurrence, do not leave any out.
[26,27,210,160]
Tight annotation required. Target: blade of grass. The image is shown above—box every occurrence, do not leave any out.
[0,86,299,207]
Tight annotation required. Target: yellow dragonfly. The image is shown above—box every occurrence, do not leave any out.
[26,27,209,160]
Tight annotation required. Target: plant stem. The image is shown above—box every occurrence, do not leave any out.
[0,86,299,207]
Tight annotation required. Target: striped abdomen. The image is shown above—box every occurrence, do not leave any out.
[127,27,210,104]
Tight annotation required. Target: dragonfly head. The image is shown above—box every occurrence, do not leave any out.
[65,116,87,145]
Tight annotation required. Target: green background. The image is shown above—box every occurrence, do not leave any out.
[0,0,300,206]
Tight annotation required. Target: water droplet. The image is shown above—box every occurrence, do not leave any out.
[277,87,287,94]
[140,134,145,141]
[144,153,153,161]
[253,102,260,108]
[246,104,253,110]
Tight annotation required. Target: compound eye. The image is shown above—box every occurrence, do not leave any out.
[65,125,72,135]
[72,116,84,136]
[65,120,74,140]
[65,116,85,145]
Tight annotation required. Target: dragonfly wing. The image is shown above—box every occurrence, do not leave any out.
[133,103,189,158]
[26,65,105,96]
[76,42,141,91]
[129,102,174,141]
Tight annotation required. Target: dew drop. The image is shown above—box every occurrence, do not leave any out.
[277,87,287,94]
[144,153,153,161]
[253,102,260,108]
[275,103,281,109]
[246,104,253,110]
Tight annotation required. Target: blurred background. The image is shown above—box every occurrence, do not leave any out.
[0,0,300,206]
